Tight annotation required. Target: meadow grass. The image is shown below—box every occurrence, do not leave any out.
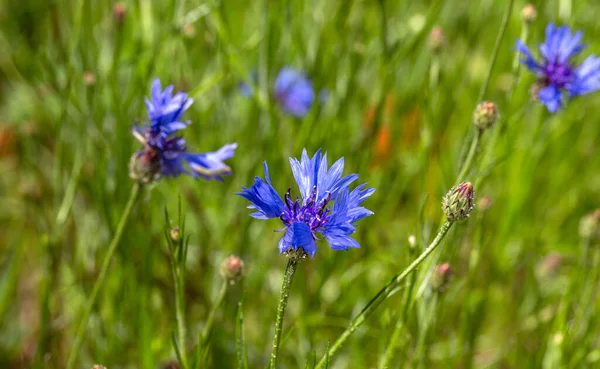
[2,0,600,368]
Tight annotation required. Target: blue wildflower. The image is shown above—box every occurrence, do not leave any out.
[274,67,315,118]
[130,78,237,182]
[238,149,374,257]
[239,71,258,97]
[516,23,600,112]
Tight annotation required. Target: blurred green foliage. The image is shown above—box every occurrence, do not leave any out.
[2,0,600,368]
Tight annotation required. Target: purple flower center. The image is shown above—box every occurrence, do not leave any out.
[280,186,332,232]
[543,61,575,88]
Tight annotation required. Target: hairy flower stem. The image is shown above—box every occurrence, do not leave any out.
[270,258,300,368]
[195,281,228,368]
[315,221,454,369]
[66,183,141,369]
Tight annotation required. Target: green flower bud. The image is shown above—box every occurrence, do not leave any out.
[430,262,452,292]
[170,226,181,243]
[220,255,245,284]
[442,182,475,222]
[428,26,445,54]
[521,4,537,23]
[473,101,499,130]
[579,209,600,242]
[128,148,160,184]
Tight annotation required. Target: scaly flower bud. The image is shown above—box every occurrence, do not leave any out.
[92,365,107,369]
[442,182,475,222]
[220,255,244,284]
[428,26,445,54]
[473,101,499,130]
[579,209,600,242]
[128,148,161,184]
[430,262,452,292]
[521,4,537,23]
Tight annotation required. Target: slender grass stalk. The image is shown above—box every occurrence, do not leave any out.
[171,252,189,369]
[236,299,249,369]
[477,0,514,103]
[270,258,300,369]
[315,221,454,369]
[456,129,482,184]
[380,241,419,368]
[194,281,229,369]
[66,183,141,369]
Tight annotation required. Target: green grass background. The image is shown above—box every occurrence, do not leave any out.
[2,0,600,368]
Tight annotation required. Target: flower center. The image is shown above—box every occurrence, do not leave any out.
[280,186,332,232]
[543,61,574,88]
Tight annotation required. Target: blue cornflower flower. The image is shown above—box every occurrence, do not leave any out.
[274,67,315,118]
[238,149,374,257]
[516,23,600,112]
[130,78,237,182]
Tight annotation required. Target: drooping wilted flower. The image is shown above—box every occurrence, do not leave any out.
[130,78,237,183]
[274,67,315,118]
[238,149,374,257]
[516,23,600,112]
[442,182,475,222]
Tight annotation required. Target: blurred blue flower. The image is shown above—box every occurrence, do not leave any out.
[239,71,258,97]
[131,78,237,181]
[238,149,374,257]
[516,23,600,112]
[274,67,315,118]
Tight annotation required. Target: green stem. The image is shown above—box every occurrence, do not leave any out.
[270,258,299,369]
[172,256,189,369]
[457,0,513,188]
[66,183,141,369]
[477,0,515,103]
[456,129,482,184]
[380,262,418,368]
[195,281,229,369]
[315,221,454,369]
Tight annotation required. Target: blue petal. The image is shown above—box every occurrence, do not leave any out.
[569,55,600,96]
[289,148,322,202]
[538,85,563,113]
[277,222,317,257]
[145,78,194,137]
[323,231,361,251]
[160,152,189,178]
[515,40,541,72]
[315,156,359,202]
[540,24,586,64]
[183,143,237,181]
[238,161,285,219]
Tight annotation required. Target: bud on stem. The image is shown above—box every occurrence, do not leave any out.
[442,182,475,222]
